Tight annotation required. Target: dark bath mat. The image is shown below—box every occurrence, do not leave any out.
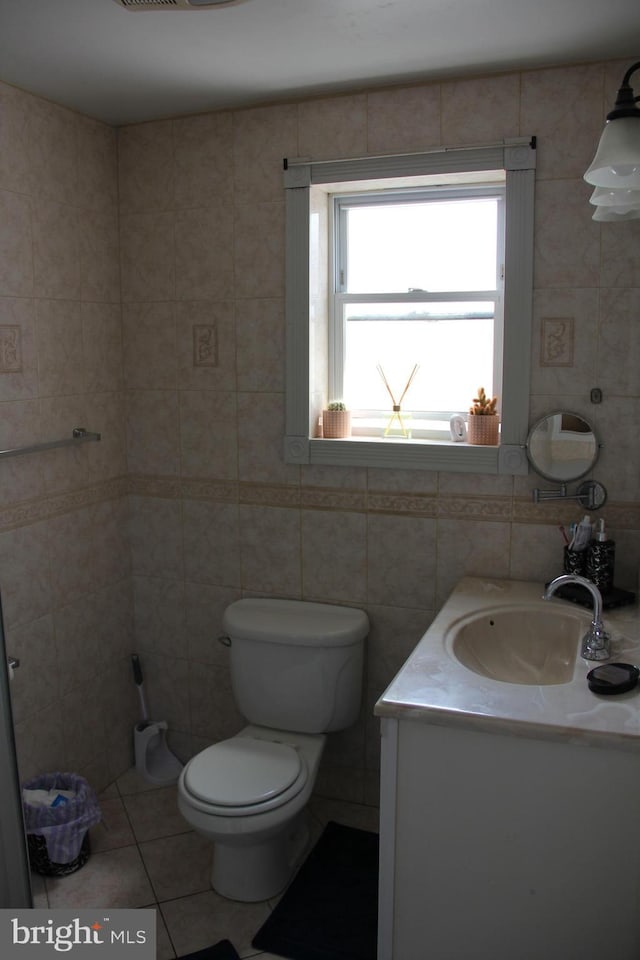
[252,820,378,960]
[177,940,240,960]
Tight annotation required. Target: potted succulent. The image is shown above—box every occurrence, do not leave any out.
[467,387,499,445]
[322,401,351,439]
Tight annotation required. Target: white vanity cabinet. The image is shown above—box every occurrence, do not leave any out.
[375,578,640,960]
[378,715,640,960]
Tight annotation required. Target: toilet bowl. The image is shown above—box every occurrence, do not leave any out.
[178,725,325,902]
[176,597,369,902]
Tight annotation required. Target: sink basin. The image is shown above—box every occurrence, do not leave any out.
[446,602,589,685]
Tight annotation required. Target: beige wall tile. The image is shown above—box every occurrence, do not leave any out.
[174,112,234,208]
[301,509,367,603]
[534,179,600,288]
[441,73,520,145]
[175,202,235,302]
[179,390,238,480]
[367,84,441,155]
[233,200,285,300]
[233,102,298,202]
[0,189,33,297]
[236,298,284,392]
[36,298,84,396]
[83,301,124,394]
[118,120,174,213]
[32,199,81,299]
[129,496,184,580]
[182,500,240,587]
[126,388,180,476]
[239,503,301,596]
[27,97,77,205]
[521,64,604,180]
[123,301,177,390]
[119,211,175,302]
[367,513,437,609]
[0,82,31,195]
[298,94,367,160]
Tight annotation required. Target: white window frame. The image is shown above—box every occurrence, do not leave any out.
[330,183,506,437]
[283,140,536,475]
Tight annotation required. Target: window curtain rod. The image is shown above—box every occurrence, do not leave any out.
[283,136,536,170]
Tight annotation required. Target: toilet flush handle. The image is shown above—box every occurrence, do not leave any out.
[218,634,232,647]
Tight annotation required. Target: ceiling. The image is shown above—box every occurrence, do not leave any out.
[0,0,639,126]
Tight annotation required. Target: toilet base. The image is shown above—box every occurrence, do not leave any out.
[212,810,309,902]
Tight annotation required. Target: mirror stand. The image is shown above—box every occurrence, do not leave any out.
[532,479,608,510]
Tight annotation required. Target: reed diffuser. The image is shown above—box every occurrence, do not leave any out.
[377,363,419,438]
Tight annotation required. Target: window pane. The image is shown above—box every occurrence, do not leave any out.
[345,197,499,294]
[343,303,495,413]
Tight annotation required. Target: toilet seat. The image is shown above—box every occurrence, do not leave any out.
[182,737,308,817]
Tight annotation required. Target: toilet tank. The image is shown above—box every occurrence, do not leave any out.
[222,598,368,734]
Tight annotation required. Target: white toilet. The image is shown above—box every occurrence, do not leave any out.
[177,597,369,902]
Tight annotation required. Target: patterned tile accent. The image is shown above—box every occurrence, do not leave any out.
[0,476,126,533]
[368,491,437,517]
[2,471,640,538]
[540,316,575,366]
[192,323,218,367]
[0,325,22,372]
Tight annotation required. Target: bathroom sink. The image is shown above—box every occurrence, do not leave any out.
[446,602,588,685]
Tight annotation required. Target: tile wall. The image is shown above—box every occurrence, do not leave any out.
[0,81,134,791]
[1,57,640,805]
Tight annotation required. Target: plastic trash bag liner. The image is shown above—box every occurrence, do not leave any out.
[22,772,102,864]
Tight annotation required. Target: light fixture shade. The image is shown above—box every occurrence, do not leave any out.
[589,186,640,212]
[584,117,640,188]
[592,204,640,222]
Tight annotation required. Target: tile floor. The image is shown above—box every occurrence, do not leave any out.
[30,767,379,959]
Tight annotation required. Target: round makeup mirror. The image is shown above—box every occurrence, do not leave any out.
[526,412,600,482]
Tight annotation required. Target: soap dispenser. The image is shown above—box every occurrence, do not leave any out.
[586,519,615,592]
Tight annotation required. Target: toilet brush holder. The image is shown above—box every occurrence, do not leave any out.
[134,721,183,786]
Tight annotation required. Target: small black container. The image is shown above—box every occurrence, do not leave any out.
[563,546,587,576]
[585,519,615,592]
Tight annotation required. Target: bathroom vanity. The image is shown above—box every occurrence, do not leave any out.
[375,577,640,960]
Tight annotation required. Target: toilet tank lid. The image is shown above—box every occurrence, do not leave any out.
[223,598,369,646]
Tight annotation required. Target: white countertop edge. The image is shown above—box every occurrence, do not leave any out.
[374,576,640,751]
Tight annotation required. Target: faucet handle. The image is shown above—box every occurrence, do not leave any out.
[582,622,610,661]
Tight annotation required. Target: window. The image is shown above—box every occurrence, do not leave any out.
[283,141,536,475]
[331,183,505,439]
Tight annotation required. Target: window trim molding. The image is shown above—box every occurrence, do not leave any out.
[283,139,536,475]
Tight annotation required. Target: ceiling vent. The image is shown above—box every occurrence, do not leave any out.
[111,0,245,10]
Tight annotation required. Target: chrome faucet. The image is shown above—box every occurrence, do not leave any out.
[543,574,610,661]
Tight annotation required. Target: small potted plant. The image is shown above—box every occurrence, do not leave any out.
[322,401,351,439]
[467,387,499,445]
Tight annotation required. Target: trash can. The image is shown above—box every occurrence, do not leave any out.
[22,772,102,877]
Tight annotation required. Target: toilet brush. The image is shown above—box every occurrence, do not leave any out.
[131,654,183,786]
[132,653,150,727]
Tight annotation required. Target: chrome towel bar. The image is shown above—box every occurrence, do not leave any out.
[0,427,101,461]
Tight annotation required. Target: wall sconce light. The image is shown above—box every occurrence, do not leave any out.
[584,60,640,220]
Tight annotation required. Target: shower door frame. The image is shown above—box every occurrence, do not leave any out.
[0,602,32,907]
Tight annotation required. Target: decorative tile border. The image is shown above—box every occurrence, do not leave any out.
[2,473,640,535]
[437,495,512,522]
[368,491,437,517]
[0,477,127,533]
[301,486,367,512]
[240,482,301,508]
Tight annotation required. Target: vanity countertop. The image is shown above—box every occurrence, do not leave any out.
[374,576,640,750]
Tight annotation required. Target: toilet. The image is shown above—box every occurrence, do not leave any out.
[177,597,369,902]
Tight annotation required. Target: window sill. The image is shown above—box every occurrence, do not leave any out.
[284,435,528,475]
